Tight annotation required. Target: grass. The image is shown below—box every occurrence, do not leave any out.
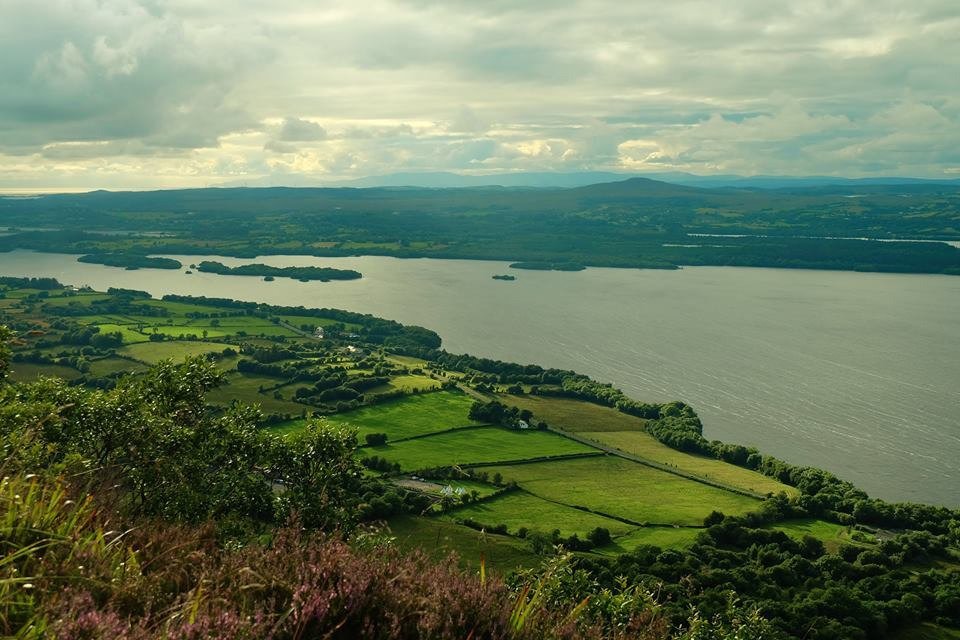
[598,526,703,555]
[393,477,500,499]
[271,390,480,439]
[386,514,541,573]
[770,519,864,553]
[117,340,228,364]
[277,314,361,331]
[498,395,796,497]
[87,356,148,377]
[365,427,600,471]
[147,325,235,339]
[8,362,82,381]
[94,323,151,343]
[443,491,632,538]
[497,394,650,432]
[207,373,308,415]
[386,354,429,367]
[387,374,442,392]
[586,430,797,497]
[483,456,761,526]
[888,624,960,640]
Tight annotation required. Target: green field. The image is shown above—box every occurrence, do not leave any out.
[94,323,152,343]
[385,374,442,392]
[483,456,761,526]
[8,362,83,382]
[366,427,600,471]
[498,395,796,497]
[587,430,797,497]
[444,491,632,538]
[207,373,308,414]
[889,624,960,640]
[87,357,148,377]
[386,514,540,572]
[117,340,228,364]
[771,519,866,552]
[498,394,650,432]
[272,390,480,439]
[600,526,703,554]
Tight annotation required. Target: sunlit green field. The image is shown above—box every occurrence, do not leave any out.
[498,394,796,497]
[443,491,631,538]
[497,394,650,432]
[771,518,865,553]
[600,526,703,554]
[271,390,480,439]
[365,427,600,471]
[587,430,797,497]
[483,456,761,526]
[117,340,229,364]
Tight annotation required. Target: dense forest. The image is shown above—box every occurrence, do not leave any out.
[2,178,960,274]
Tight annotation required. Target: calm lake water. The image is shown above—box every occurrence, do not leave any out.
[2,249,958,507]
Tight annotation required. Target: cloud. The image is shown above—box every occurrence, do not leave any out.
[277,117,327,141]
[0,0,958,189]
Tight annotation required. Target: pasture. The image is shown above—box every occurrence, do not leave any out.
[207,373,308,414]
[497,394,649,432]
[443,491,632,538]
[8,362,83,382]
[601,526,703,554]
[364,427,600,471]
[386,514,540,572]
[498,394,796,497]
[482,456,760,526]
[272,390,479,439]
[587,430,797,497]
[117,341,229,364]
[87,357,148,377]
[771,519,863,552]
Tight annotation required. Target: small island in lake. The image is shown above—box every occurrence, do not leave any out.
[77,253,183,270]
[509,261,586,272]
[492,274,516,281]
[196,261,361,282]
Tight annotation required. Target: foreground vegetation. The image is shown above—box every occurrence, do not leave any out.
[1,276,958,639]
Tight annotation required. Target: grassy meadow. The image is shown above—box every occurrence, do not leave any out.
[443,491,633,538]
[271,390,479,439]
[482,456,761,526]
[365,426,600,471]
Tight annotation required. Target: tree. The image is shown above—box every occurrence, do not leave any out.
[0,325,11,383]
[365,432,388,446]
[271,421,363,530]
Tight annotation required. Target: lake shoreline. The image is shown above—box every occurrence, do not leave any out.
[1,248,958,507]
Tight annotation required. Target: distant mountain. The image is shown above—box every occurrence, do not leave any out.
[218,171,960,191]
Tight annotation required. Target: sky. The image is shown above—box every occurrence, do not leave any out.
[0,0,958,191]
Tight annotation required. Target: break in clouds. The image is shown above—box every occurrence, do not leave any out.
[0,0,958,189]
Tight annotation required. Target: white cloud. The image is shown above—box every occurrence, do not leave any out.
[0,0,958,189]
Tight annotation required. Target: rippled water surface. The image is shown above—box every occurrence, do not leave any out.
[2,250,958,506]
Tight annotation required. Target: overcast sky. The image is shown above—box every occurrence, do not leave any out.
[1,0,958,190]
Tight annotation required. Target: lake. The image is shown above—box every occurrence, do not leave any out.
[1,249,958,507]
